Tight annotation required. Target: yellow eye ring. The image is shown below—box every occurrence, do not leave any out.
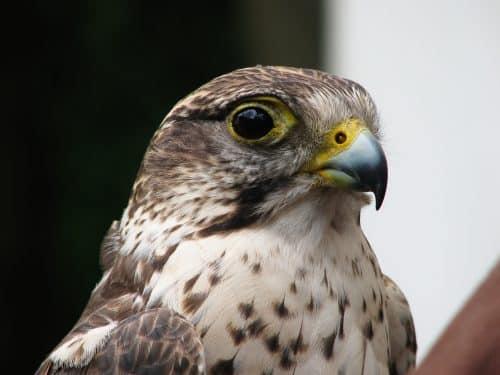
[227,96,297,145]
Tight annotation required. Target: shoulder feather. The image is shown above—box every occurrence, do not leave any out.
[36,308,205,375]
[99,220,122,271]
[383,274,417,375]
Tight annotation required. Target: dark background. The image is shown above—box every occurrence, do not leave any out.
[4,2,323,372]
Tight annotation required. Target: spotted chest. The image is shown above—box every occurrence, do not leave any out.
[146,216,391,375]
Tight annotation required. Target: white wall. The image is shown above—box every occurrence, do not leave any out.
[324,0,500,358]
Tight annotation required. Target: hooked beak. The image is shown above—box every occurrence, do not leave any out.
[302,118,388,210]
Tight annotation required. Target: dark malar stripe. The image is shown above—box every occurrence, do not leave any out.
[198,178,291,237]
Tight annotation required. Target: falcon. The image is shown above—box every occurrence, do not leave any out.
[37,66,416,374]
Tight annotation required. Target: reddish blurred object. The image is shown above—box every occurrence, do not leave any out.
[411,260,500,374]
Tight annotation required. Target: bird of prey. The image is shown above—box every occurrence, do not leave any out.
[37,66,416,375]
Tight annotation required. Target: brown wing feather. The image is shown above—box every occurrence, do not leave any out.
[36,308,205,375]
[99,220,122,271]
[384,275,417,375]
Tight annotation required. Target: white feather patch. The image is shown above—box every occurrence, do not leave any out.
[49,321,117,368]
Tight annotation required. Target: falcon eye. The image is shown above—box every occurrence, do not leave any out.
[232,107,275,140]
[227,97,298,145]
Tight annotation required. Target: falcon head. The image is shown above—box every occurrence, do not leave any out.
[126,66,387,238]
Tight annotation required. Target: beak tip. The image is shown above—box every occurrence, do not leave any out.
[373,176,387,211]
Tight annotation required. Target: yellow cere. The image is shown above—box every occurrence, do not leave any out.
[302,118,368,172]
[227,96,298,145]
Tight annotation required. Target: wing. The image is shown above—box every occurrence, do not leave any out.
[383,275,417,375]
[36,308,205,375]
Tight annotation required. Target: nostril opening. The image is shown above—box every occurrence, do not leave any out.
[335,132,347,144]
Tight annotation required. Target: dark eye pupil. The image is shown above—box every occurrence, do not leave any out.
[335,132,347,144]
[232,107,274,140]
